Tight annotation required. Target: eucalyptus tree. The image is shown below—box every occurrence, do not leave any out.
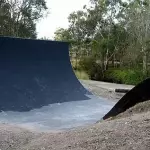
[0,0,48,38]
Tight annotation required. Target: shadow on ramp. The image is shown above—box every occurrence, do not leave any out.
[103,78,150,120]
[0,36,93,112]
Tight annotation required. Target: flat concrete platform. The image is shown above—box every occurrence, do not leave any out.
[81,80,134,91]
[0,96,114,132]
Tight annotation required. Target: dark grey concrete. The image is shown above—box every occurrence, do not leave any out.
[0,97,114,131]
[0,37,115,131]
[103,78,150,120]
[0,37,91,111]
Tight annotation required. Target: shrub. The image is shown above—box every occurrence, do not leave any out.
[77,56,149,85]
[79,56,103,80]
[74,70,89,80]
[104,68,149,85]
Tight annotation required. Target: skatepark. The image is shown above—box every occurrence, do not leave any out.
[0,36,116,131]
[0,37,150,150]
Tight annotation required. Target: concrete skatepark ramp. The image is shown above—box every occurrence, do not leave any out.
[0,36,114,131]
[103,78,150,120]
[0,36,92,112]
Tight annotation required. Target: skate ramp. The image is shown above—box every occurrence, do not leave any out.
[0,37,115,130]
[0,98,114,131]
[0,36,95,111]
[103,78,150,120]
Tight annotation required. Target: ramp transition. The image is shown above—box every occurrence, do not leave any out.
[0,37,94,112]
[103,78,150,120]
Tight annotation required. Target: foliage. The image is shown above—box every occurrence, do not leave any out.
[74,70,89,80]
[54,0,150,84]
[0,0,48,38]
[54,28,72,42]
[79,56,103,80]
[105,68,149,85]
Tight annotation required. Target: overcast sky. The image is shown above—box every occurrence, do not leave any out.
[36,0,90,39]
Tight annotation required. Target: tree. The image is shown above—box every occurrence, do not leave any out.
[54,28,72,42]
[125,0,150,74]
[86,0,125,70]
[0,0,48,38]
[54,0,150,79]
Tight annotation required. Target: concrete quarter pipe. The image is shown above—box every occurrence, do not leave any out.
[103,78,150,120]
[0,36,94,112]
[0,37,115,131]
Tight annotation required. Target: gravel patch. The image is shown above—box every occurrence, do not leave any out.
[0,80,149,150]
[0,111,149,150]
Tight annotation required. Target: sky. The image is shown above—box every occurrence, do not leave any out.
[36,0,90,39]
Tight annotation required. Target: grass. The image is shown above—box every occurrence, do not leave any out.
[74,70,89,80]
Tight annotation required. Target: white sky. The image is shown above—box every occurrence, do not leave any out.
[36,0,90,39]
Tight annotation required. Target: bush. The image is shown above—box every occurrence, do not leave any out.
[74,70,89,80]
[79,56,103,80]
[104,68,149,85]
[71,60,79,71]
[77,56,149,85]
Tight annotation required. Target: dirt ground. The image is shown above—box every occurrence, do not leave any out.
[0,110,149,150]
[80,80,126,101]
[0,80,149,150]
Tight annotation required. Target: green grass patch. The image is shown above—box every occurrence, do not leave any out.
[74,70,89,80]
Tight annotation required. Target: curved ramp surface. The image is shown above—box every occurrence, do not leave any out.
[0,98,114,131]
[0,37,94,111]
[103,78,150,120]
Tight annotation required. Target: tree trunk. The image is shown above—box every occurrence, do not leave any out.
[75,51,78,69]
[104,61,108,71]
[120,58,123,68]
[112,54,115,68]
[143,53,147,75]
[142,46,147,75]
